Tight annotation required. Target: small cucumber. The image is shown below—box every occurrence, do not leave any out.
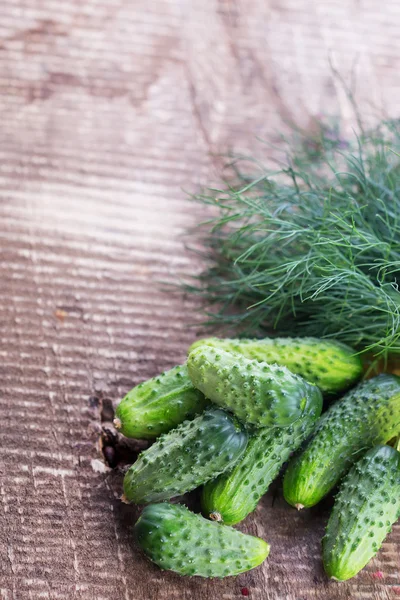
[189,336,362,394]
[201,389,322,525]
[323,445,400,581]
[187,346,322,428]
[283,374,400,509]
[114,365,210,439]
[123,408,248,504]
[134,502,270,577]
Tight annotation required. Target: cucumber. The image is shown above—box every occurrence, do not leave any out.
[187,346,322,428]
[283,374,400,509]
[123,408,248,504]
[323,445,400,581]
[114,365,210,439]
[134,502,270,577]
[189,336,362,394]
[201,389,322,525]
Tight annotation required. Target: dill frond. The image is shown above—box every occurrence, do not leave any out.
[188,119,400,357]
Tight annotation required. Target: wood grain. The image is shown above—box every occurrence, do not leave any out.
[1,1,399,598]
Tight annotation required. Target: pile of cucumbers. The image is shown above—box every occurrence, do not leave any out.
[113,337,400,581]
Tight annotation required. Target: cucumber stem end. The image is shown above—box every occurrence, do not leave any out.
[209,511,222,522]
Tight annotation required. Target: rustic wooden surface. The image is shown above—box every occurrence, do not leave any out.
[1,1,400,599]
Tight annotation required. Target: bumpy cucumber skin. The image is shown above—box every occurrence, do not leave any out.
[123,408,248,504]
[189,336,362,394]
[283,374,400,509]
[187,346,322,428]
[201,390,322,525]
[323,445,400,581]
[135,503,270,578]
[115,365,210,439]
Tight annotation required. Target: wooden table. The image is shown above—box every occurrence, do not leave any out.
[1,2,399,598]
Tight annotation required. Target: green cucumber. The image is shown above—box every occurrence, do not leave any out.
[114,365,210,439]
[323,444,400,581]
[123,408,248,504]
[134,502,270,577]
[187,346,322,428]
[201,389,322,525]
[283,374,400,509]
[189,336,362,394]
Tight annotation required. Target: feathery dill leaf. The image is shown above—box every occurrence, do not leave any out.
[187,119,400,357]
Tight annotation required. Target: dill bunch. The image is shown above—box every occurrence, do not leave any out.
[188,119,400,357]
